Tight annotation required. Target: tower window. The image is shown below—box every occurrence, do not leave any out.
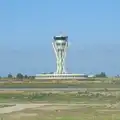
[62,43,66,46]
[56,43,60,46]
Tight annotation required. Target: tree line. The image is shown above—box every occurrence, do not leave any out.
[0,72,107,79]
[6,73,35,79]
[95,72,107,78]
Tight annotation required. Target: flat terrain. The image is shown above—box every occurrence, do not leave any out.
[0,88,120,120]
[0,79,119,88]
[1,103,120,120]
[0,79,120,120]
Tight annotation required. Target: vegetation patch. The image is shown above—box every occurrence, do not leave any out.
[0,82,120,88]
[0,91,120,103]
[0,104,15,108]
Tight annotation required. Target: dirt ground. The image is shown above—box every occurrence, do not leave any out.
[0,103,120,120]
[0,103,116,114]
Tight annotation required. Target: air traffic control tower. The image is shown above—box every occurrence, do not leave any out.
[52,35,68,74]
[35,34,88,80]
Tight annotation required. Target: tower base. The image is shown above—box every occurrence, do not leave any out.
[35,73,88,80]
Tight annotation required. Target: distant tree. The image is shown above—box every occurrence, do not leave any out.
[95,72,107,78]
[16,73,24,79]
[8,73,13,78]
[28,76,35,79]
[24,75,28,79]
[31,76,35,79]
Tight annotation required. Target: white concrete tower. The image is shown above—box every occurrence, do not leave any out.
[52,35,68,74]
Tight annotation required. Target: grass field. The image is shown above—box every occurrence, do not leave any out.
[0,82,120,88]
[0,89,120,120]
[1,104,120,120]
[0,77,120,88]
[0,79,120,120]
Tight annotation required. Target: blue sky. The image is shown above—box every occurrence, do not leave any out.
[0,0,120,76]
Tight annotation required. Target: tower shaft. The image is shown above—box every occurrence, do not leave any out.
[55,48,67,74]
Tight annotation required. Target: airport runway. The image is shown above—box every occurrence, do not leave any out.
[0,88,87,91]
[0,88,120,91]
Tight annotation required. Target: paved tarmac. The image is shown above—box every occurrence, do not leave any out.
[0,88,120,91]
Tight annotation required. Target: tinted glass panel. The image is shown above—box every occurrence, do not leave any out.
[54,36,68,40]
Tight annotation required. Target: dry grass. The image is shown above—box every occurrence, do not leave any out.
[0,90,24,94]
[0,91,120,119]
[0,103,120,120]
[1,82,120,120]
